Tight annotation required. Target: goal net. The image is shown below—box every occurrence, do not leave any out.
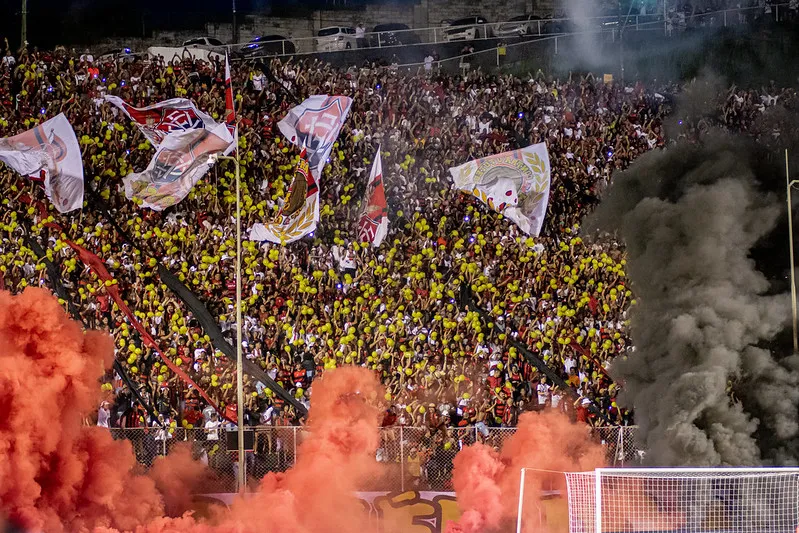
[561,468,799,533]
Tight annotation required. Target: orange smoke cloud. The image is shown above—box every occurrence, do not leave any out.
[447,410,605,533]
[0,288,611,533]
[221,366,384,533]
[150,443,213,518]
[0,288,166,532]
[0,288,388,533]
[124,369,385,533]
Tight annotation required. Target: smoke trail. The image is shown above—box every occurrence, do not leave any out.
[563,0,602,63]
[446,411,604,533]
[586,130,799,466]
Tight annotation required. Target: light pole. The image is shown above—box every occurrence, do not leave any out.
[21,0,27,48]
[232,0,238,45]
[786,149,798,354]
[210,152,245,493]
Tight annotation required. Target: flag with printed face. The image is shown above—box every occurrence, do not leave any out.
[358,150,388,247]
[249,95,352,244]
[104,95,217,146]
[123,122,234,211]
[0,113,84,213]
[449,143,551,236]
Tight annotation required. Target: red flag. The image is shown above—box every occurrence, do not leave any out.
[224,53,235,130]
[358,150,388,247]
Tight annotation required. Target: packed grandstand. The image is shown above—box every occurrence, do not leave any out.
[0,40,789,482]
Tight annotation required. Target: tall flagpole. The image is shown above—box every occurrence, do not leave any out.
[235,153,244,493]
[218,51,245,493]
[229,50,245,494]
[787,149,798,353]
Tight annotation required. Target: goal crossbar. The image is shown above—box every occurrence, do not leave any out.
[517,467,799,533]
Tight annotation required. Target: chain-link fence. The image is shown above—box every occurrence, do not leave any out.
[590,426,644,467]
[110,425,640,493]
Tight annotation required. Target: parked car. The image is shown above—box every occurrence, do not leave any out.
[368,23,421,47]
[239,35,295,57]
[181,37,227,54]
[444,16,491,41]
[494,14,548,37]
[314,27,357,52]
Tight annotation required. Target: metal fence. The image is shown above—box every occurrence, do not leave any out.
[109,425,640,493]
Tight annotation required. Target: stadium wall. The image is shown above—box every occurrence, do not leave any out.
[199,490,569,533]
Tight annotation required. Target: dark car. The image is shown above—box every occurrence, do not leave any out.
[97,47,141,63]
[239,35,295,57]
[368,23,421,47]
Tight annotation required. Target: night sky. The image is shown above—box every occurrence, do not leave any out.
[0,0,344,49]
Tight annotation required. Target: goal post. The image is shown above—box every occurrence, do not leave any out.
[561,467,799,533]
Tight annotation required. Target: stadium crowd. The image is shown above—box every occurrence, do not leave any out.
[0,39,787,473]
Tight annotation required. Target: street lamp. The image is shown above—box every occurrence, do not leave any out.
[786,149,798,354]
[209,152,245,493]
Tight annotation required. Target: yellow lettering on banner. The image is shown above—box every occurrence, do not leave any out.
[375,491,437,533]
[435,495,461,532]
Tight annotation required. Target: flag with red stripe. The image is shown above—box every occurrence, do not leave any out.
[224,52,237,152]
[358,149,388,247]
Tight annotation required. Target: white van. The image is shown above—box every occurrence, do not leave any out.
[314,27,357,52]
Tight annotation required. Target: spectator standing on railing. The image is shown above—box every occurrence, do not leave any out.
[356,23,367,49]
[97,401,111,428]
[424,53,434,75]
[204,412,222,469]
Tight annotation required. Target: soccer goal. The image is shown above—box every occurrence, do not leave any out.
[545,468,799,533]
[516,467,799,533]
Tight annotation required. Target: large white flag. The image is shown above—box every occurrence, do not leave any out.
[249,95,352,244]
[0,113,84,213]
[449,143,551,236]
[104,95,217,146]
[358,149,388,247]
[123,122,234,211]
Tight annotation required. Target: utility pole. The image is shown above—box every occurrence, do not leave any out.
[21,0,28,48]
[232,0,238,45]
[618,0,624,86]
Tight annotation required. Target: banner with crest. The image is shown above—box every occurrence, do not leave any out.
[249,95,352,244]
[449,143,551,236]
[104,96,217,146]
[249,149,318,243]
[358,149,388,247]
[0,113,84,213]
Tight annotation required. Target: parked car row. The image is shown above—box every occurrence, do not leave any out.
[105,12,586,62]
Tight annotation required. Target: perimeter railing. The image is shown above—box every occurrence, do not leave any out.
[108,424,641,492]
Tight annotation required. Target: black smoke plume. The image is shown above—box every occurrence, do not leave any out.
[586,101,799,465]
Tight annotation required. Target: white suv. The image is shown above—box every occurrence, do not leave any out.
[314,27,357,52]
[181,37,227,54]
[444,16,491,41]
